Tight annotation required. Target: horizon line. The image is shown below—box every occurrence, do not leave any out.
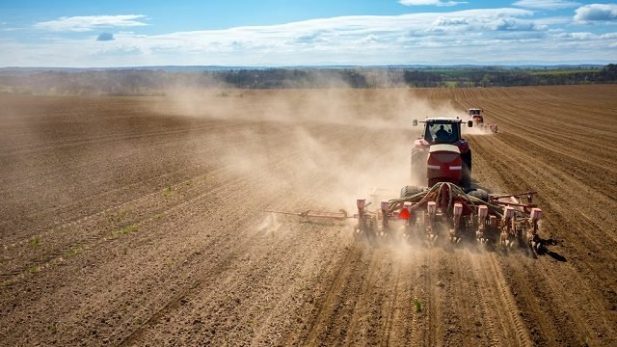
[0,63,612,70]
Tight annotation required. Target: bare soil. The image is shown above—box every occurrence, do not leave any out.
[1,85,616,346]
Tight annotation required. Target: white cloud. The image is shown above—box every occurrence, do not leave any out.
[34,15,148,32]
[574,4,617,22]
[513,0,580,10]
[125,8,536,53]
[559,31,594,40]
[488,17,542,31]
[399,0,465,7]
[2,8,615,66]
[432,17,469,26]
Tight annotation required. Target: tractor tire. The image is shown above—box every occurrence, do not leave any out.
[461,150,472,171]
[401,185,423,198]
[461,164,471,188]
[468,189,489,202]
[461,150,472,188]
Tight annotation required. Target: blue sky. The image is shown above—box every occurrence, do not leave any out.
[1,0,616,66]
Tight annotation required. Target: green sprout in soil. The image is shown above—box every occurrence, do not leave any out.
[64,245,83,258]
[27,264,41,273]
[163,185,173,197]
[414,299,423,313]
[111,224,138,238]
[29,236,41,248]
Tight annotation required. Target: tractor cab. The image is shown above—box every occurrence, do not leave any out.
[412,117,471,146]
[411,117,473,188]
[424,119,462,144]
[468,108,482,116]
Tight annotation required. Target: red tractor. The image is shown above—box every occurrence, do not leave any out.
[468,108,498,133]
[266,117,545,253]
[411,118,473,188]
[468,108,484,126]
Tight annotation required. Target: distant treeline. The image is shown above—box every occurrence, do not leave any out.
[406,64,617,88]
[0,64,615,95]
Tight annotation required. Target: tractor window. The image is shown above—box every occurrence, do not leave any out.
[425,123,459,143]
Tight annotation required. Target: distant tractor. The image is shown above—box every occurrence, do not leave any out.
[468,108,484,126]
[468,108,498,133]
[411,117,473,188]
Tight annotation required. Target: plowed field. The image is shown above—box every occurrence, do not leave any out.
[1,85,616,346]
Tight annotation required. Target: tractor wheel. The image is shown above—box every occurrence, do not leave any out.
[461,151,472,188]
[461,150,472,171]
[401,185,423,198]
[468,189,489,202]
[461,165,471,188]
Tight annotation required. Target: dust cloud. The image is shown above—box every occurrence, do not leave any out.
[151,87,463,213]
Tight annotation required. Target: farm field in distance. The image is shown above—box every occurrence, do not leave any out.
[0,85,616,346]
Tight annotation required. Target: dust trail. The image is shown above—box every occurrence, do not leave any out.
[154,88,463,211]
[148,87,469,265]
[459,111,497,136]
